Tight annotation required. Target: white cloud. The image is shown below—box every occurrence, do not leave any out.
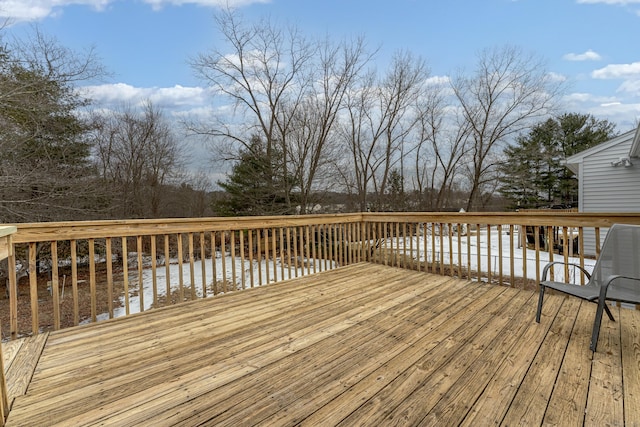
[547,72,568,82]
[0,0,110,21]
[592,62,640,79]
[79,83,210,108]
[424,75,451,86]
[562,49,602,61]
[562,91,640,129]
[618,79,640,95]
[0,0,268,21]
[563,92,619,104]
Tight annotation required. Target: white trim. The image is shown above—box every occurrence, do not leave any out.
[630,125,640,158]
[565,128,637,172]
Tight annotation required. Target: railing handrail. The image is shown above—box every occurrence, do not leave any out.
[6,213,363,243]
[362,212,640,228]
[8,212,640,243]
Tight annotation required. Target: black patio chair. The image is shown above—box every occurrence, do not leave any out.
[535,223,640,352]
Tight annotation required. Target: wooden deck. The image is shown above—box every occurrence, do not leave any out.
[3,262,640,426]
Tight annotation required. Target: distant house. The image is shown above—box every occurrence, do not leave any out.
[564,125,640,255]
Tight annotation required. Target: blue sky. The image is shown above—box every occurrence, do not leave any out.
[3,0,640,132]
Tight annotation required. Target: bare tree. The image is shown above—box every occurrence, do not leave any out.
[189,8,315,213]
[451,45,564,211]
[340,51,430,211]
[93,101,182,218]
[413,85,472,210]
[284,36,372,213]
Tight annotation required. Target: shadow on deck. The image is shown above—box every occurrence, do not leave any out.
[3,262,640,426]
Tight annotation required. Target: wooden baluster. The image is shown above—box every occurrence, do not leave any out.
[220,232,228,292]
[497,225,503,286]
[423,223,428,273]
[8,245,17,339]
[466,225,471,280]
[441,223,446,276]
[311,225,317,274]
[579,227,586,285]
[301,226,307,274]
[189,233,196,299]
[547,226,554,282]
[137,236,144,311]
[292,227,299,277]
[279,227,285,278]
[401,222,407,269]
[239,230,245,290]
[248,230,254,288]
[89,238,96,322]
[476,224,481,281]
[29,243,38,335]
[230,231,237,290]
[509,225,515,287]
[521,227,528,287]
[51,241,60,330]
[305,226,311,274]
[164,235,171,300]
[122,237,130,316]
[286,227,292,279]
[177,234,185,300]
[151,235,158,307]
[200,232,207,294]
[449,224,454,277]
[264,229,270,283]
[71,240,80,326]
[272,227,278,281]
[105,238,113,319]
[431,223,437,274]
[457,223,462,279]
[486,225,491,283]
[534,226,541,285]
[211,231,219,294]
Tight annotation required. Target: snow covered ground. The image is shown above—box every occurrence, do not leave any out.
[94,254,334,321]
[404,226,595,283]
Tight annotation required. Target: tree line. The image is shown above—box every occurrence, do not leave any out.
[192,10,613,216]
[0,12,618,223]
[0,27,212,223]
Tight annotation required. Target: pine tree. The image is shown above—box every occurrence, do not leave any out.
[499,113,616,209]
[214,137,295,216]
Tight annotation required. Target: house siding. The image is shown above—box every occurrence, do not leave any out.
[574,133,640,255]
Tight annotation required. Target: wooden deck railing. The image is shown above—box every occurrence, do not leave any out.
[3,212,640,340]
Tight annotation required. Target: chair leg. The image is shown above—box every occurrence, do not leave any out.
[536,285,545,323]
[603,303,615,322]
[590,298,607,352]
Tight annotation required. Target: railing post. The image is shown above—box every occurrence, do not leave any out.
[0,225,17,425]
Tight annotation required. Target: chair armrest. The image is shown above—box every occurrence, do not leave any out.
[541,261,592,282]
[597,274,640,303]
[602,275,640,289]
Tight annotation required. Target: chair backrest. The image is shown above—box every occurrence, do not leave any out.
[591,224,640,297]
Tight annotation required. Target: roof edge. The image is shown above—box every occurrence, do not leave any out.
[630,123,640,158]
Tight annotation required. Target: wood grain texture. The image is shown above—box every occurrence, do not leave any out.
[3,263,640,426]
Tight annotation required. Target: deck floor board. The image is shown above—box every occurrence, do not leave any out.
[4,262,640,426]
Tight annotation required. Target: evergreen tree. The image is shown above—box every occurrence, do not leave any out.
[499,113,616,209]
[214,137,295,216]
[0,40,105,222]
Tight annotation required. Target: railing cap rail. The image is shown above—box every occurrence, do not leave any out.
[7,212,640,243]
[0,226,17,238]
